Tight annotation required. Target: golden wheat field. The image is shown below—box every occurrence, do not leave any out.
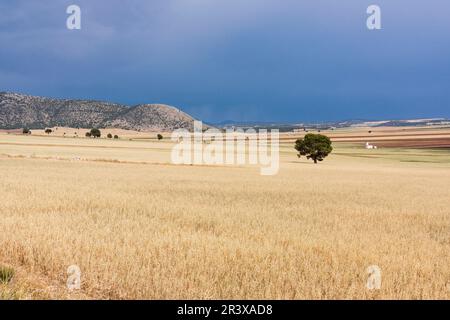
[0,129,450,299]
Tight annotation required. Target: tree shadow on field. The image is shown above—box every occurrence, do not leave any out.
[286,160,323,165]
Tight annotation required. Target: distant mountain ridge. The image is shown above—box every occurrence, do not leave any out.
[213,118,450,132]
[0,92,198,131]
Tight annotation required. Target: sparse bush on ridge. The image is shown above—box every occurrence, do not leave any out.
[90,128,101,138]
[157,134,163,140]
[45,128,52,134]
[114,135,119,139]
[107,133,113,139]
[85,132,92,137]
[22,128,31,135]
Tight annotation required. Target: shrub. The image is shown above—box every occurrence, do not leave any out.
[107,133,113,139]
[157,134,163,140]
[0,266,14,284]
[85,132,92,137]
[114,135,119,139]
[90,128,101,138]
[45,128,52,134]
[22,128,31,134]
[295,133,333,164]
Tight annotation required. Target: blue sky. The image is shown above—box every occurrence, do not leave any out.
[0,0,449,122]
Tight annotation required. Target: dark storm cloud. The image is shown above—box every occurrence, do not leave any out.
[1,0,449,122]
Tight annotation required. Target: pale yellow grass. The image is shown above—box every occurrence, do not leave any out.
[0,133,449,299]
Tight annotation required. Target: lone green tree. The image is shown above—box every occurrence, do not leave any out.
[295,133,332,164]
[90,128,101,138]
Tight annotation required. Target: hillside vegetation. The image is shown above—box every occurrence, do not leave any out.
[0,92,196,131]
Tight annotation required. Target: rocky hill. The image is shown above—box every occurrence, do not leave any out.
[0,92,198,131]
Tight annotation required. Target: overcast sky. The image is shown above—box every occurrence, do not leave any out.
[1,0,449,122]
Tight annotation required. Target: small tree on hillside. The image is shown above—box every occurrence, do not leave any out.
[45,128,52,135]
[22,128,31,135]
[90,128,101,138]
[157,134,163,140]
[114,135,119,139]
[295,133,333,164]
[85,132,92,137]
[107,133,113,139]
